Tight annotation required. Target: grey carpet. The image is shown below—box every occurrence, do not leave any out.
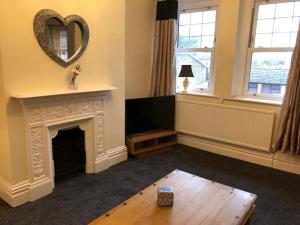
[0,144,299,225]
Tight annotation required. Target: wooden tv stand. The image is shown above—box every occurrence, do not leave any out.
[126,130,177,157]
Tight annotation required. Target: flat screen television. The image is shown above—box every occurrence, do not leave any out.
[125,95,175,136]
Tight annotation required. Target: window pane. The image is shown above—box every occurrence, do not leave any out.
[179,25,189,36]
[178,9,216,50]
[258,4,276,19]
[261,84,271,94]
[248,83,258,93]
[202,23,215,35]
[292,17,300,32]
[176,52,212,91]
[203,10,216,23]
[271,84,281,94]
[179,13,190,25]
[261,84,281,94]
[256,19,274,34]
[272,33,290,47]
[179,37,189,48]
[189,37,201,48]
[295,2,300,16]
[253,1,300,49]
[273,18,292,33]
[190,24,202,36]
[255,34,272,47]
[275,2,294,18]
[191,12,202,24]
[248,52,292,95]
[290,32,297,47]
[201,36,214,48]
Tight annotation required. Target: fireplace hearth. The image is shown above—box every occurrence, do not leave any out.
[52,126,86,180]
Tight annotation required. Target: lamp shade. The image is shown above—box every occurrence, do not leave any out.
[178,65,194,78]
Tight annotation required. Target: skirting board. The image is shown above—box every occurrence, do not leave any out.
[0,178,29,207]
[0,145,128,207]
[94,145,128,173]
[272,160,300,175]
[107,145,128,167]
[178,134,300,175]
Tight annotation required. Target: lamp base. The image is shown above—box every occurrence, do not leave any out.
[183,77,189,92]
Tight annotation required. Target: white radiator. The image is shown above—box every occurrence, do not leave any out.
[176,100,275,151]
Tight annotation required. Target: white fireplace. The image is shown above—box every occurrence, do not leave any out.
[12,88,127,203]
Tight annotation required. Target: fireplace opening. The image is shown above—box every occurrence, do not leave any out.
[52,126,86,182]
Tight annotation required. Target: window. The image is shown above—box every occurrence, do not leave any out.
[176,7,217,93]
[245,0,300,97]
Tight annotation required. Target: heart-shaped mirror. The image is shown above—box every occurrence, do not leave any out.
[33,9,89,67]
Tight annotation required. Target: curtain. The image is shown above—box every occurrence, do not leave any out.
[150,0,178,96]
[274,26,300,155]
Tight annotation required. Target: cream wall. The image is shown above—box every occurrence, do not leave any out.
[213,0,240,97]
[125,0,155,99]
[0,44,13,183]
[0,0,125,184]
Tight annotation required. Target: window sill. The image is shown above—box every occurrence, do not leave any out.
[225,96,283,106]
[176,91,219,99]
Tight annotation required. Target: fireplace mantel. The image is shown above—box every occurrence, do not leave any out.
[11,86,117,100]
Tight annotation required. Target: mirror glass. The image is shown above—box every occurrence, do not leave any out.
[45,17,82,62]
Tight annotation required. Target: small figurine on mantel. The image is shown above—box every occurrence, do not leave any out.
[70,63,81,89]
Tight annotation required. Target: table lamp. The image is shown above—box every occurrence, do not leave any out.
[178,65,194,92]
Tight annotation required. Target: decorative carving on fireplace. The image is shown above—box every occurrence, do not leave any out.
[95,114,105,156]
[22,93,106,185]
[30,127,44,178]
[28,108,42,124]
[43,105,65,121]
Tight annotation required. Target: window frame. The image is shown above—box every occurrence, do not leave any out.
[243,0,298,99]
[176,6,218,94]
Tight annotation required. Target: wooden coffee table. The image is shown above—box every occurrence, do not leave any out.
[90,170,257,225]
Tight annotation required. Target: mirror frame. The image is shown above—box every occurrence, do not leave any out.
[33,9,89,67]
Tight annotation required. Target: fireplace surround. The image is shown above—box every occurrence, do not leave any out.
[9,88,127,205]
